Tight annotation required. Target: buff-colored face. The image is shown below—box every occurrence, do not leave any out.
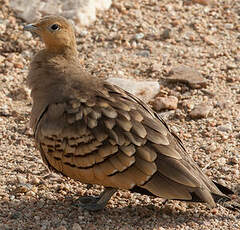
[24,16,76,52]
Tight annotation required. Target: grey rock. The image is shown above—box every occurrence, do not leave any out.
[166,65,207,89]
[217,124,232,132]
[189,103,212,119]
[106,77,160,103]
[136,50,150,57]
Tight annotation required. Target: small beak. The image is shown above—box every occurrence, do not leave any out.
[23,24,38,32]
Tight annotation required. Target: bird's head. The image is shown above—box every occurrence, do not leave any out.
[24,15,77,54]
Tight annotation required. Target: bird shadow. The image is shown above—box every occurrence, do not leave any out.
[1,194,239,229]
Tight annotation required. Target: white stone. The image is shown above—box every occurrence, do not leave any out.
[225,23,234,30]
[106,77,160,103]
[10,0,112,26]
[135,33,144,40]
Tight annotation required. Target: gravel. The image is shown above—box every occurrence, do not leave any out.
[1,0,240,229]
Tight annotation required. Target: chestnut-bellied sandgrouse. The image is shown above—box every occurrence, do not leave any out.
[24,16,236,211]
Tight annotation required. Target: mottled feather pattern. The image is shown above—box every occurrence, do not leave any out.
[36,86,163,189]
[25,16,237,210]
[33,65,228,207]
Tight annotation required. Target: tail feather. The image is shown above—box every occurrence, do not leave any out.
[214,195,240,212]
[212,182,240,212]
[220,202,240,212]
[130,181,240,212]
[213,181,234,195]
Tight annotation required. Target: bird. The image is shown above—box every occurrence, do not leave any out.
[23,15,237,211]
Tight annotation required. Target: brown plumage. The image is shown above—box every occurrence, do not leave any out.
[24,16,236,211]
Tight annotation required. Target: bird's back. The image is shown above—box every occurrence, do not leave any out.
[29,53,227,208]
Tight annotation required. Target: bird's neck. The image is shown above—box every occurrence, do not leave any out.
[45,45,78,58]
[27,49,77,92]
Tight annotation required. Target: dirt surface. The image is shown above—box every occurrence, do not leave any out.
[1,0,240,229]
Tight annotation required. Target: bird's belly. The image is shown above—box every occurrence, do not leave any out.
[41,145,153,191]
[43,150,117,187]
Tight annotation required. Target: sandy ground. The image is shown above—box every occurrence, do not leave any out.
[0,0,240,229]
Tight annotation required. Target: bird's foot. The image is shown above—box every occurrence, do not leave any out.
[75,187,117,211]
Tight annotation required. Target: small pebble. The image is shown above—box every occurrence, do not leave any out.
[160,28,171,40]
[235,133,240,139]
[205,143,217,152]
[135,33,144,40]
[162,213,170,219]
[153,96,178,111]
[131,41,137,49]
[193,213,200,218]
[192,0,215,5]
[34,216,41,222]
[79,30,88,37]
[204,36,216,46]
[217,157,226,166]
[31,175,41,185]
[136,50,150,57]
[189,103,212,119]
[225,23,234,30]
[210,208,218,214]
[72,223,82,230]
[217,124,232,132]
[26,190,36,196]
[16,183,32,193]
[227,63,237,70]
[151,62,162,72]
[56,226,67,230]
[16,175,27,184]
[23,31,33,39]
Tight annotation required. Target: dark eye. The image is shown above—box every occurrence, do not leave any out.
[50,24,60,31]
